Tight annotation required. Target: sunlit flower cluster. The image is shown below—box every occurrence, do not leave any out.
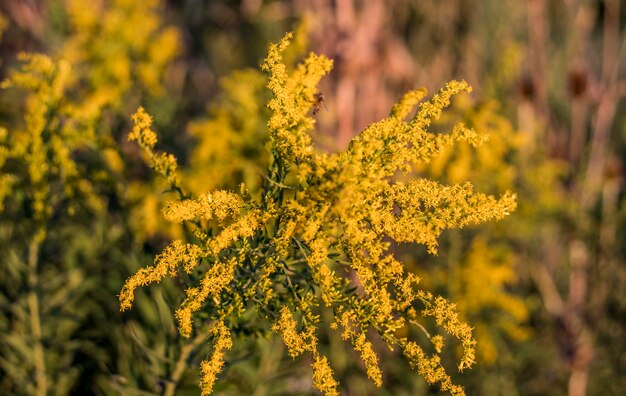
[199,320,233,395]
[414,97,536,364]
[121,32,516,395]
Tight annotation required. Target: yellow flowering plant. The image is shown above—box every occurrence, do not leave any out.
[0,1,186,393]
[0,52,111,395]
[120,32,516,395]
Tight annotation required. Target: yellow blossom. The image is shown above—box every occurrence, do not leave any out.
[119,240,204,311]
[129,107,158,148]
[121,31,517,395]
[206,211,264,255]
[163,191,242,223]
[419,292,476,371]
[431,335,445,353]
[200,321,233,396]
[176,258,237,338]
[402,340,466,396]
[354,333,383,387]
[271,306,310,358]
[128,107,180,186]
[311,355,340,396]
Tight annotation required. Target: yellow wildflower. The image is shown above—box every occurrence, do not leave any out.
[419,292,476,371]
[163,191,242,223]
[129,107,158,148]
[128,107,180,186]
[176,258,237,338]
[272,306,310,358]
[402,340,465,396]
[354,333,383,387]
[200,321,233,396]
[311,355,340,396]
[121,31,517,395]
[119,240,204,311]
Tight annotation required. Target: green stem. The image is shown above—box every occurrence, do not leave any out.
[27,234,47,396]
[163,326,214,396]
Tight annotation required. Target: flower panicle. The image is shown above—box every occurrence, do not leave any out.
[163,190,243,224]
[120,31,519,396]
[176,258,237,338]
[413,80,473,130]
[311,355,340,396]
[271,306,311,358]
[382,179,516,254]
[262,31,333,164]
[119,240,204,311]
[129,106,180,186]
[401,340,466,396]
[343,80,486,180]
[419,291,477,371]
[200,321,233,396]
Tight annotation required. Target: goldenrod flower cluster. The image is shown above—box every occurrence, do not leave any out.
[0,2,185,393]
[184,21,309,196]
[128,107,179,188]
[62,0,180,117]
[120,32,516,395]
[199,320,233,395]
[0,53,105,223]
[0,0,181,237]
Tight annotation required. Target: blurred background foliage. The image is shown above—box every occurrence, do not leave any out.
[0,0,624,395]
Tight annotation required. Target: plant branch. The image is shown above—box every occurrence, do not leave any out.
[27,232,47,396]
[163,325,214,396]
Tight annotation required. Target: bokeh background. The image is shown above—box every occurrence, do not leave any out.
[0,0,624,395]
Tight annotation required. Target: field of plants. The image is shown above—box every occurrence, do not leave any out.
[0,1,624,395]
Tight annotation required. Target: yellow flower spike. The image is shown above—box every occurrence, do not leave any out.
[390,88,428,120]
[119,240,204,311]
[413,80,472,130]
[354,333,383,387]
[129,107,158,149]
[129,107,180,186]
[379,179,516,255]
[200,321,233,396]
[163,191,242,223]
[419,293,476,371]
[306,238,328,267]
[394,272,421,311]
[206,211,264,255]
[263,31,332,164]
[402,340,466,396]
[271,306,308,358]
[431,335,445,353]
[311,354,340,396]
[176,258,237,338]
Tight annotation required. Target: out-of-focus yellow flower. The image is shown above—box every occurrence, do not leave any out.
[62,0,180,113]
